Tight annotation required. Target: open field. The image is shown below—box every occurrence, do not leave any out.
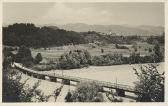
[30,42,157,61]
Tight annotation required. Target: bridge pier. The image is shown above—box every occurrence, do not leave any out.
[116,88,125,97]
[22,70,26,74]
[62,79,70,85]
[27,71,32,76]
[49,77,57,82]
[25,71,28,75]
[39,75,45,80]
[33,73,38,78]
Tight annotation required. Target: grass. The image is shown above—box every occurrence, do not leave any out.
[31,43,155,60]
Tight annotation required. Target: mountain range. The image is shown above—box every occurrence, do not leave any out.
[49,23,164,36]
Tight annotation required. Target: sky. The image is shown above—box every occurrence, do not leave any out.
[3,2,164,26]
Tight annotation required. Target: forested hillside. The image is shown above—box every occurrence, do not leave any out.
[3,23,87,48]
[3,23,164,48]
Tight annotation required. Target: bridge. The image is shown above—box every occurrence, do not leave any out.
[13,63,141,97]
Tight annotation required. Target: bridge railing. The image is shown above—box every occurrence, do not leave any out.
[14,62,135,92]
[39,70,135,92]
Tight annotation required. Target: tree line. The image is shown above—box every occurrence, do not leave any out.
[3,23,87,48]
[3,23,164,49]
[3,45,164,102]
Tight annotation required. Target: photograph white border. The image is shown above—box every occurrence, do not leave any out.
[0,0,167,106]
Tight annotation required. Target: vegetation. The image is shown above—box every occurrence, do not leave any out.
[59,50,91,69]
[53,85,64,102]
[147,33,164,45]
[3,23,165,102]
[3,23,87,48]
[14,45,34,67]
[3,23,164,49]
[3,47,14,69]
[133,64,164,102]
[8,43,163,71]
[82,31,150,44]
[65,82,104,102]
[2,50,50,102]
[92,53,123,66]
[35,53,43,64]
[152,42,164,63]
[106,90,123,102]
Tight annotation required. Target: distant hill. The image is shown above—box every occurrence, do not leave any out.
[55,23,164,36]
[3,23,164,48]
[3,23,87,48]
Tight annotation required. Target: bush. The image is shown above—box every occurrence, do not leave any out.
[3,68,50,102]
[35,53,43,64]
[92,53,123,66]
[21,56,34,67]
[59,50,91,69]
[152,42,163,62]
[65,82,104,102]
[14,45,34,67]
[133,64,164,102]
[129,52,141,64]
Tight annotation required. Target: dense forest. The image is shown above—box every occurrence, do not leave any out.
[3,23,164,48]
[3,23,87,48]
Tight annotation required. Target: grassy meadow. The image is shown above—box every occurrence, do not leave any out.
[30,42,157,62]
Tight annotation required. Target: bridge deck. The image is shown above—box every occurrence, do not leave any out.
[13,63,139,93]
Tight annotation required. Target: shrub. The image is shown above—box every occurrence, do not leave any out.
[92,53,123,66]
[3,47,14,58]
[129,52,141,64]
[14,45,34,67]
[152,42,163,62]
[3,68,50,102]
[21,56,34,67]
[65,82,104,102]
[35,53,43,64]
[101,49,104,53]
[59,50,91,69]
[133,64,164,102]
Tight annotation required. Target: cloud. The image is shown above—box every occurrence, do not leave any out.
[3,2,164,26]
[40,3,118,25]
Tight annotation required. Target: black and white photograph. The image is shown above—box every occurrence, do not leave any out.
[1,1,166,103]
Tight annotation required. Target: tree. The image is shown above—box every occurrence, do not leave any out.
[65,82,104,102]
[35,53,43,64]
[59,50,91,69]
[148,48,152,53]
[132,42,138,52]
[15,45,34,67]
[133,64,164,102]
[115,43,119,49]
[152,42,163,63]
[3,68,50,102]
[129,52,140,64]
[53,85,64,102]
[65,91,73,102]
[101,49,104,53]
[3,23,88,48]
[3,47,14,70]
